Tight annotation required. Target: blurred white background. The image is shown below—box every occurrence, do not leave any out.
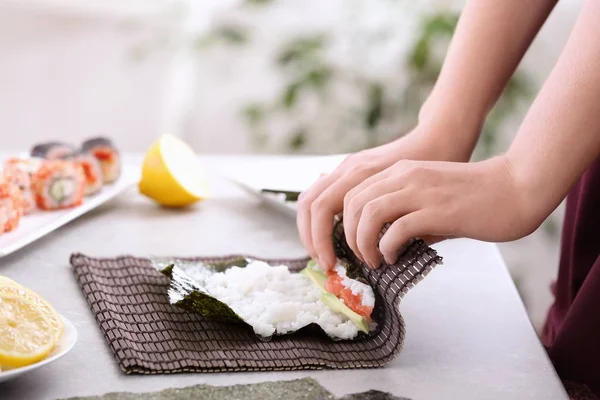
[0,0,585,332]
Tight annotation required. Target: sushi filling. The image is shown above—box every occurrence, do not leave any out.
[90,147,120,183]
[48,178,77,205]
[324,264,375,320]
[74,156,103,195]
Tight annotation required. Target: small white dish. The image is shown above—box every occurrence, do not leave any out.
[0,163,139,259]
[0,315,78,383]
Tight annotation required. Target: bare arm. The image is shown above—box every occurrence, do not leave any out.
[342,0,600,267]
[300,0,558,269]
[421,0,558,158]
[507,0,600,228]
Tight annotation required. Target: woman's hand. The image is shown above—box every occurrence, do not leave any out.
[342,155,541,268]
[296,121,478,270]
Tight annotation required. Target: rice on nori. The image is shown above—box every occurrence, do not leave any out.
[82,137,121,184]
[158,258,376,340]
[32,160,85,210]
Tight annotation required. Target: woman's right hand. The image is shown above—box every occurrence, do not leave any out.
[296,120,478,270]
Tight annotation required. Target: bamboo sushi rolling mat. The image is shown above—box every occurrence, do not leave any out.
[70,221,442,374]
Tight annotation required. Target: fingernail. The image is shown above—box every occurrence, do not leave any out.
[385,254,397,265]
[325,256,335,270]
[318,257,331,270]
[316,257,323,268]
[373,255,382,269]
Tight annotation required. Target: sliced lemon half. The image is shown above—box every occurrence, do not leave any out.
[0,294,57,369]
[0,285,64,344]
[139,134,209,207]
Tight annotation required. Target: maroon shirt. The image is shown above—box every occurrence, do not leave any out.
[543,158,600,399]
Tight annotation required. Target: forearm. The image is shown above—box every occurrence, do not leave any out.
[507,0,600,225]
[419,0,557,153]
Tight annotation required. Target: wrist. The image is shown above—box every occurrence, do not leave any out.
[501,152,556,235]
[415,96,485,162]
[419,93,487,134]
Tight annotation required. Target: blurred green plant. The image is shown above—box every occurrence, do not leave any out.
[403,12,532,159]
[239,33,399,151]
[188,3,532,157]
[236,9,531,155]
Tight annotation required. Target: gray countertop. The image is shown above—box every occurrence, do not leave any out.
[0,156,568,400]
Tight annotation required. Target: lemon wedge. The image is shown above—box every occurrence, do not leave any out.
[0,286,64,344]
[139,134,209,207]
[0,294,57,368]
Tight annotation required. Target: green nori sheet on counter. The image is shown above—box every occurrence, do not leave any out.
[59,378,411,400]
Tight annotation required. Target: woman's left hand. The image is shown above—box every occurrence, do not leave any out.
[341,155,540,268]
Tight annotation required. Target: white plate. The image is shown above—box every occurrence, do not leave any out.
[0,163,139,258]
[216,155,347,217]
[0,315,78,383]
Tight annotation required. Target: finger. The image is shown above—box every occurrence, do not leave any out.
[297,174,340,259]
[311,177,366,269]
[344,177,405,261]
[379,211,448,264]
[344,167,391,206]
[344,159,414,204]
[343,161,418,251]
[355,190,419,269]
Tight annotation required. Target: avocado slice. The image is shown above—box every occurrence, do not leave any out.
[301,267,327,291]
[301,267,370,334]
[321,293,369,334]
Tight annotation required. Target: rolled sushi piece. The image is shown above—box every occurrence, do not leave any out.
[155,257,373,340]
[31,160,85,210]
[0,177,24,234]
[31,142,76,160]
[3,157,43,214]
[62,151,104,196]
[82,137,121,184]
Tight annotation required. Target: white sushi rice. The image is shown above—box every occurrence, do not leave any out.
[180,260,361,339]
[333,265,375,308]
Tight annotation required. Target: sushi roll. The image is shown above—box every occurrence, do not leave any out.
[31,160,85,210]
[3,157,43,214]
[62,151,103,196]
[0,177,24,233]
[31,142,76,160]
[82,137,120,183]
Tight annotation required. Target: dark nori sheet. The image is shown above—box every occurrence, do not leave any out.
[59,378,411,400]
